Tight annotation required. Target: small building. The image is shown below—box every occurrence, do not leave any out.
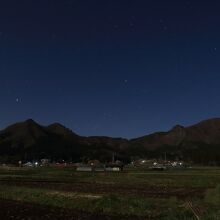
[105,163,124,172]
[76,162,123,172]
[149,163,167,171]
[76,165,93,172]
[41,159,50,166]
[23,162,33,167]
[94,166,105,172]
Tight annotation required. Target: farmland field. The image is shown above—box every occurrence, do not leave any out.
[0,166,219,219]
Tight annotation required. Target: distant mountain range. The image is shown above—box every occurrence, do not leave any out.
[1,118,220,165]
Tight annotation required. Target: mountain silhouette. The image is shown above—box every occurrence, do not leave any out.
[0,118,220,164]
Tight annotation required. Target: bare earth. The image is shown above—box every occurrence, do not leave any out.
[0,199,144,220]
[0,180,206,199]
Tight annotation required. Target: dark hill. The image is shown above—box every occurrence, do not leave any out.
[131,118,220,148]
[0,119,82,162]
[0,119,128,163]
[1,118,220,164]
[130,118,220,164]
[0,119,48,149]
[47,123,78,137]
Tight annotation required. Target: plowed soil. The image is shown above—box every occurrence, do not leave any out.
[0,180,206,199]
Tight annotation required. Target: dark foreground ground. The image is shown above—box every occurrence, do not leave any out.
[0,199,142,220]
[0,179,206,199]
[0,167,219,219]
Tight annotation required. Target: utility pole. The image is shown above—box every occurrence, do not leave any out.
[164,152,167,164]
[112,152,115,164]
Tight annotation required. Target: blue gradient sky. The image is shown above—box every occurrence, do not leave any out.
[1,0,220,138]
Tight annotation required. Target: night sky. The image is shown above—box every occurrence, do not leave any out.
[1,0,220,138]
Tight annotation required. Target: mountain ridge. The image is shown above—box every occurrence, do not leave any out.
[0,118,220,164]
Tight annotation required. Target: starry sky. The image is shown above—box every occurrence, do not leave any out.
[1,0,220,138]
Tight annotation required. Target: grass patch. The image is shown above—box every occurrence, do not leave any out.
[1,167,220,188]
[204,184,220,206]
[0,185,194,219]
[0,167,220,219]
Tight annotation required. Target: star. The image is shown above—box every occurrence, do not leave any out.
[16,98,20,103]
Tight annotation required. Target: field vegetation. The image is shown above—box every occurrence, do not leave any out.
[0,166,219,219]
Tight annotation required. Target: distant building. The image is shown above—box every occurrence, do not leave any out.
[23,162,33,167]
[105,163,124,172]
[41,159,50,166]
[76,165,93,172]
[76,163,123,172]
